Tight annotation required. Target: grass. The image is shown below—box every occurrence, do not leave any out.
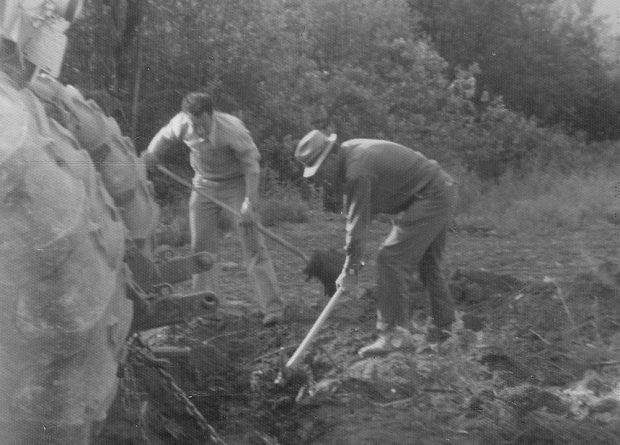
[154,145,620,243]
[258,155,620,235]
[453,160,620,235]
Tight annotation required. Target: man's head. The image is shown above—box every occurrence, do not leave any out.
[295,129,337,178]
[181,92,214,137]
[181,92,214,117]
[1,0,84,78]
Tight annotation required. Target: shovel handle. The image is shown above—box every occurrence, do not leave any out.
[157,165,309,263]
[286,287,345,370]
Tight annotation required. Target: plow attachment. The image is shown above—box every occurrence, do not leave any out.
[124,242,219,332]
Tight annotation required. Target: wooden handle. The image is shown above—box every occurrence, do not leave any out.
[157,165,309,263]
[286,287,345,370]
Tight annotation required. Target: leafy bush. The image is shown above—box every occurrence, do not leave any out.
[64,0,620,218]
[412,0,620,140]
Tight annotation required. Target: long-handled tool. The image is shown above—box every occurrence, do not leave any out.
[275,286,345,385]
[158,165,309,264]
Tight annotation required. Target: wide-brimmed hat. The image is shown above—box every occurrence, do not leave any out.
[295,130,337,178]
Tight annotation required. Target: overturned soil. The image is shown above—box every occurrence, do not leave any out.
[98,217,620,445]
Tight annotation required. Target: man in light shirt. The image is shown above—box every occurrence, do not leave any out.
[143,92,284,326]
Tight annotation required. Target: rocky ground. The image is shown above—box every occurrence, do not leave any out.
[98,217,620,445]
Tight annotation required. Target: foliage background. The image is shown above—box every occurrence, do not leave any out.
[62,0,620,230]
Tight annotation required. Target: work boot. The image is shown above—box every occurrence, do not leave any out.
[262,311,284,327]
[358,327,416,357]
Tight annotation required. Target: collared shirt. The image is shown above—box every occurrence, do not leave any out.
[147,111,260,182]
[337,139,443,266]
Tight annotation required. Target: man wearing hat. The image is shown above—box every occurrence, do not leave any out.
[295,130,458,356]
[143,92,285,327]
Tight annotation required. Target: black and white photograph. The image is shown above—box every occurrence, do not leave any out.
[1,0,619,443]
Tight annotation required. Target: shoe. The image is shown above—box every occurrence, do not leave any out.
[262,311,284,327]
[426,326,451,344]
[358,327,416,357]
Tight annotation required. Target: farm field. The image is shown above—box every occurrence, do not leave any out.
[98,216,620,445]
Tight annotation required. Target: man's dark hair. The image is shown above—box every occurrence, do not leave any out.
[181,92,214,116]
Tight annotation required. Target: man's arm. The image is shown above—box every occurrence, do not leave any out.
[142,114,186,168]
[335,175,372,291]
[342,176,372,272]
[244,169,260,205]
[228,119,261,206]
